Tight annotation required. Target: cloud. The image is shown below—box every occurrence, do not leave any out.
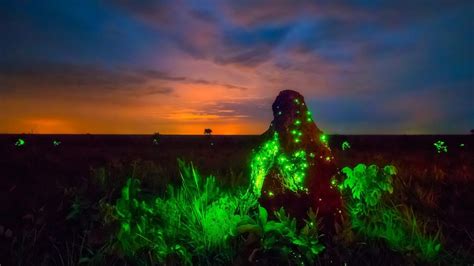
[0,62,251,100]
[1,0,472,133]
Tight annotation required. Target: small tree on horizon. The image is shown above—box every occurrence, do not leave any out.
[204,128,213,135]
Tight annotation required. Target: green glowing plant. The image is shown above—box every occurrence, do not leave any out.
[433,140,447,153]
[250,133,280,195]
[238,207,324,264]
[15,138,25,147]
[341,164,396,211]
[114,160,258,264]
[250,133,310,195]
[340,164,442,261]
[342,141,351,151]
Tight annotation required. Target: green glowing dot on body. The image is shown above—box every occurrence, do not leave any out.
[250,133,310,195]
[320,134,328,145]
[294,119,301,126]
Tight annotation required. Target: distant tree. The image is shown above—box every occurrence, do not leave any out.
[152,132,160,145]
[471,129,474,135]
[204,128,213,135]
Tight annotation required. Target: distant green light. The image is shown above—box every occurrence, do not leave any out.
[53,140,61,146]
[433,140,447,153]
[460,143,464,147]
[15,138,25,147]
[342,141,351,150]
[294,119,301,126]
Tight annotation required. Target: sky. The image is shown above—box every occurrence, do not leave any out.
[0,0,473,134]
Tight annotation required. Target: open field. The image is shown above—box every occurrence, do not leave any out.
[1,134,473,265]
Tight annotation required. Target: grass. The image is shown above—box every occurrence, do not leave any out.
[1,135,473,265]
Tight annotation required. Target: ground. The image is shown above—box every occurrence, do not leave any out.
[0,134,473,265]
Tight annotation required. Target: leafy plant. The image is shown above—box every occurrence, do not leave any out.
[342,141,351,151]
[340,164,442,261]
[433,140,448,153]
[341,164,396,212]
[238,207,324,264]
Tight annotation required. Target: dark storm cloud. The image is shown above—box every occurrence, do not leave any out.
[0,63,147,93]
[0,62,248,98]
[188,98,274,121]
[140,70,249,90]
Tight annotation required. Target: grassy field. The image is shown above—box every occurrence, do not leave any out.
[0,134,473,265]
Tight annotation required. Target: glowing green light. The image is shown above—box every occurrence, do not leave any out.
[342,141,350,150]
[433,140,447,153]
[294,119,301,126]
[268,191,274,197]
[460,143,464,147]
[309,152,315,158]
[294,98,300,104]
[15,138,25,147]
[320,134,328,145]
[250,133,310,195]
[278,111,282,115]
[250,133,280,195]
[53,140,61,146]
